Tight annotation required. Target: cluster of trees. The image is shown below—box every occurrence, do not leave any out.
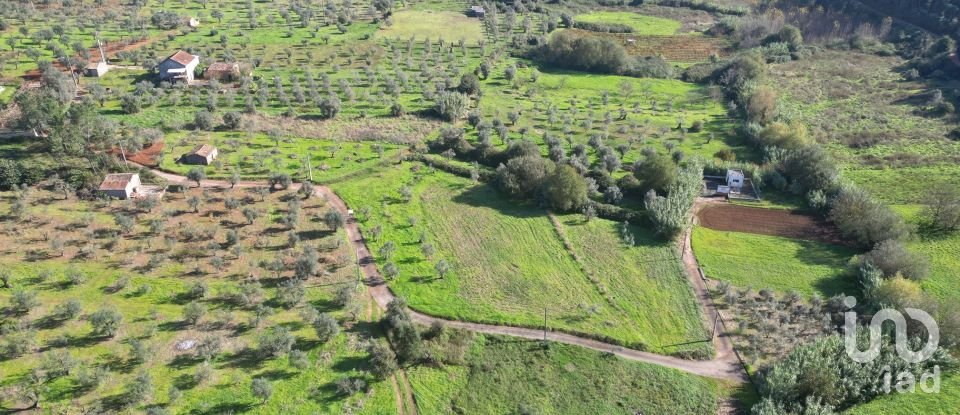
[531,30,673,78]
[753,331,956,414]
[380,298,472,374]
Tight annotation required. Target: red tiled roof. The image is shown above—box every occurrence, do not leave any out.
[205,62,236,73]
[166,50,197,66]
[188,144,216,157]
[99,173,137,191]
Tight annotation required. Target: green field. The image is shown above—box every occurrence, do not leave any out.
[692,227,858,296]
[768,51,960,204]
[844,373,960,415]
[157,131,404,182]
[334,164,712,357]
[408,334,744,414]
[376,10,486,43]
[574,11,682,35]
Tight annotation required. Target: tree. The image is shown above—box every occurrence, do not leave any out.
[194,110,215,130]
[383,262,399,279]
[861,239,930,280]
[922,187,960,232]
[378,241,396,260]
[187,195,202,213]
[324,210,344,231]
[258,326,295,357]
[368,342,398,379]
[223,111,242,129]
[633,152,676,194]
[313,313,340,343]
[0,267,12,288]
[89,308,122,337]
[251,377,273,404]
[11,289,39,313]
[242,207,260,225]
[457,73,480,95]
[276,279,305,308]
[828,186,908,248]
[125,370,153,406]
[269,173,292,190]
[542,164,587,211]
[187,167,206,187]
[183,301,207,325]
[747,86,777,124]
[319,94,341,119]
[644,159,703,239]
[496,155,553,197]
[433,91,469,121]
[435,259,451,279]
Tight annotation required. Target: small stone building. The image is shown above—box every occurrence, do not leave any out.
[98,173,141,199]
[158,50,200,83]
[181,144,218,165]
[204,62,241,81]
[85,61,108,77]
[467,5,485,18]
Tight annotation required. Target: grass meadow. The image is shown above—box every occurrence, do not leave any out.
[334,163,712,357]
[692,227,858,296]
[573,11,682,35]
[407,334,745,414]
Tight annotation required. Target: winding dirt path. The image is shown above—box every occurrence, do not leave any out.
[133,164,747,382]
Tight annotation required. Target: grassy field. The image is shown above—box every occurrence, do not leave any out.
[692,227,858,296]
[376,10,485,43]
[334,163,712,357]
[574,11,682,35]
[0,186,396,413]
[407,334,748,414]
[768,50,960,204]
[157,131,405,182]
[844,373,960,415]
[887,205,960,301]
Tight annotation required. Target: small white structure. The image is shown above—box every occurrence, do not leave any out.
[85,61,108,77]
[181,144,218,165]
[188,17,200,28]
[158,50,200,83]
[726,169,744,191]
[98,173,141,200]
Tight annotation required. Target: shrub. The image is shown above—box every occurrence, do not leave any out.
[921,187,960,232]
[433,91,469,121]
[861,239,930,280]
[828,186,908,248]
[194,110,215,130]
[89,308,122,337]
[496,155,553,197]
[534,30,630,75]
[644,159,703,239]
[633,152,676,194]
[572,20,633,33]
[541,164,587,211]
[222,111,242,129]
[780,146,837,194]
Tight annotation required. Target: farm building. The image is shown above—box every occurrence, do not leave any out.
[181,144,218,165]
[726,169,744,191]
[204,62,241,81]
[85,61,108,77]
[98,173,141,200]
[467,5,485,18]
[158,50,200,83]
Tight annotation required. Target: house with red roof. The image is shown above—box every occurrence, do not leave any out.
[158,50,200,83]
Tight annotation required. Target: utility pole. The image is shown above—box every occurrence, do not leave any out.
[306,155,313,182]
[711,312,720,340]
[118,140,127,163]
[543,307,548,342]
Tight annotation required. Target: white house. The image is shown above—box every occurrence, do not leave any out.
[158,50,200,83]
[726,169,744,191]
[98,173,141,200]
[85,61,108,77]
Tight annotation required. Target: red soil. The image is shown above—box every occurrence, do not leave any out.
[697,204,847,245]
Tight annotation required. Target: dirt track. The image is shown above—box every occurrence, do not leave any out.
[132,162,747,383]
[698,204,846,245]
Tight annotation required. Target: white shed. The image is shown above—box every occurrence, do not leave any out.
[726,169,744,191]
[158,50,200,83]
[98,173,141,199]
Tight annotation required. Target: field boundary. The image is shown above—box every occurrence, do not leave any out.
[130,162,748,382]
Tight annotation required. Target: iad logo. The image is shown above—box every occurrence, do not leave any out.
[843,296,942,394]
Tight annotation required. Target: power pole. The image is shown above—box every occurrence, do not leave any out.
[543,307,548,342]
[711,312,720,340]
[306,155,313,182]
[118,141,127,163]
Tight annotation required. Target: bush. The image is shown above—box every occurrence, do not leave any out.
[828,186,908,248]
[644,159,703,239]
[861,239,930,280]
[194,110,215,130]
[541,164,587,211]
[433,91,469,121]
[572,20,633,33]
[534,30,630,75]
[496,155,553,197]
[633,152,676,194]
[780,146,837,194]
[151,11,181,29]
[222,111,242,129]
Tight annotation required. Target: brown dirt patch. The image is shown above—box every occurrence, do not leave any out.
[697,204,847,245]
[109,141,164,167]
